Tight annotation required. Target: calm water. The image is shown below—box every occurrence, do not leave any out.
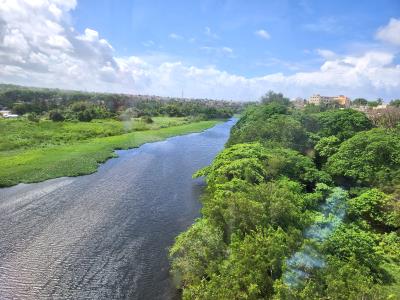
[0,119,235,299]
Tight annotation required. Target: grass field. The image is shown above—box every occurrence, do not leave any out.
[0,117,221,187]
[0,117,191,152]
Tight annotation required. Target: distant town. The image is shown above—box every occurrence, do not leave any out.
[291,94,392,110]
[0,83,398,119]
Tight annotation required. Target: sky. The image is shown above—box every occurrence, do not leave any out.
[0,0,399,101]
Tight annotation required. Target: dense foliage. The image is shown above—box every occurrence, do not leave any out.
[170,92,400,299]
[0,83,240,121]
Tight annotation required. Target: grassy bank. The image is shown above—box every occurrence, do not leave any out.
[0,116,193,152]
[0,118,221,187]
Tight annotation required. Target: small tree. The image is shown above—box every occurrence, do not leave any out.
[49,110,64,122]
[27,112,40,122]
[141,115,153,123]
[352,98,368,106]
[261,90,290,106]
[77,110,93,122]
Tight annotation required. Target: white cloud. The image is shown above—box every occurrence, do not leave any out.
[204,27,219,39]
[47,34,72,49]
[168,33,183,40]
[221,47,233,54]
[255,29,270,40]
[142,40,155,47]
[200,46,234,57]
[0,0,399,101]
[375,18,400,46]
[316,49,336,59]
[77,28,99,42]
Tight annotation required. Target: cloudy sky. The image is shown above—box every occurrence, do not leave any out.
[0,0,399,101]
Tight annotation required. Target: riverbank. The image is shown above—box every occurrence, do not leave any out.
[0,119,221,187]
[0,118,236,299]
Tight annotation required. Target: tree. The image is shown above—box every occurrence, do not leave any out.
[141,115,153,123]
[196,143,329,193]
[26,112,40,122]
[195,143,270,192]
[229,113,310,153]
[347,189,400,230]
[261,90,290,106]
[323,257,379,300]
[390,99,400,108]
[273,257,380,300]
[12,103,31,115]
[229,103,288,144]
[77,110,93,122]
[169,219,225,289]
[352,98,368,106]
[316,109,373,140]
[186,227,290,300]
[326,128,400,187]
[368,100,379,107]
[260,115,310,152]
[323,224,383,275]
[314,136,341,166]
[49,110,64,122]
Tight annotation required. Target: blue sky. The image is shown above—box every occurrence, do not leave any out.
[0,0,399,100]
[72,0,400,77]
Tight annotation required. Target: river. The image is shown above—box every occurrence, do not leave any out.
[0,119,235,299]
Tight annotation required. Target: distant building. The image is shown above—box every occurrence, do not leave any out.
[373,104,388,110]
[307,94,350,108]
[0,110,18,118]
[291,97,306,109]
[354,105,370,112]
[308,94,332,105]
[334,95,351,107]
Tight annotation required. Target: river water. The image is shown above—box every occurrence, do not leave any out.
[0,119,235,300]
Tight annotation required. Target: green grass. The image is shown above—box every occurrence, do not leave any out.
[0,118,220,187]
[0,117,191,151]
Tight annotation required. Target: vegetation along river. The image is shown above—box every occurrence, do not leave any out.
[0,119,236,299]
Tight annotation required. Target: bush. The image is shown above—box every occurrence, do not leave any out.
[141,116,153,124]
[26,112,39,122]
[49,110,64,122]
[77,110,93,122]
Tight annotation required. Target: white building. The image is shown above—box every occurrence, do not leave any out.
[0,110,18,118]
[307,94,350,107]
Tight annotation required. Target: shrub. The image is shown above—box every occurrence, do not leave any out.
[49,110,64,122]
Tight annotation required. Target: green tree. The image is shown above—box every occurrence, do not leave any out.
[390,99,400,108]
[196,143,329,193]
[26,112,40,122]
[316,109,373,140]
[228,102,288,146]
[348,189,400,230]
[323,224,383,276]
[169,219,225,288]
[229,113,310,152]
[352,98,368,106]
[186,227,290,300]
[12,103,31,115]
[326,128,400,187]
[314,135,341,166]
[261,90,290,106]
[49,110,64,122]
[195,143,270,192]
